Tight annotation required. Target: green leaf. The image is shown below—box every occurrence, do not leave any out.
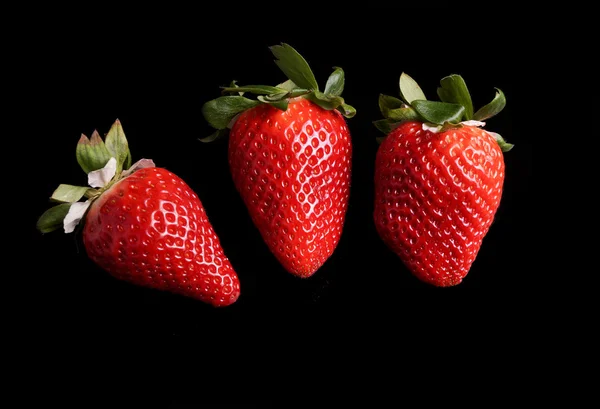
[50,184,92,203]
[125,149,132,170]
[262,92,289,101]
[76,131,113,174]
[227,80,244,96]
[473,88,506,121]
[288,88,311,98]
[221,85,286,95]
[104,119,130,174]
[199,128,229,143]
[202,96,261,130]
[337,103,356,118]
[270,43,319,91]
[324,67,345,96]
[257,95,289,111]
[379,94,418,121]
[274,80,310,98]
[437,74,474,120]
[276,79,297,91]
[489,131,514,152]
[386,107,420,122]
[411,100,465,124]
[306,91,344,111]
[373,119,402,134]
[399,72,426,104]
[379,94,404,115]
[37,203,71,233]
[307,90,355,117]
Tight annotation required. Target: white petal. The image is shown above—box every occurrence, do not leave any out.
[122,158,156,177]
[461,120,486,127]
[64,201,91,233]
[422,123,442,133]
[88,157,117,188]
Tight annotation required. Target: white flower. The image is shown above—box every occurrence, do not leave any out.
[122,158,156,177]
[422,123,442,133]
[88,157,117,188]
[64,201,92,234]
[461,120,486,127]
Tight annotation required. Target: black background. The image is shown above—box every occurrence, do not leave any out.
[23,4,534,400]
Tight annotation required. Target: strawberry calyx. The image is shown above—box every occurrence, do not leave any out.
[36,119,155,234]
[374,73,513,152]
[201,43,356,142]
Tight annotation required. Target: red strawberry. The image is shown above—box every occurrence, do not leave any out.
[37,119,240,306]
[201,43,355,278]
[373,73,513,287]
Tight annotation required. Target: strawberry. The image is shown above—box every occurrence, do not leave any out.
[373,73,513,287]
[201,43,356,278]
[37,119,240,306]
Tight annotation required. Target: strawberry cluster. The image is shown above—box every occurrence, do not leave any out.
[38,44,511,306]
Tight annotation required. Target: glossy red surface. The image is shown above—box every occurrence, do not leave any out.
[374,121,505,286]
[83,167,241,306]
[229,99,352,277]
